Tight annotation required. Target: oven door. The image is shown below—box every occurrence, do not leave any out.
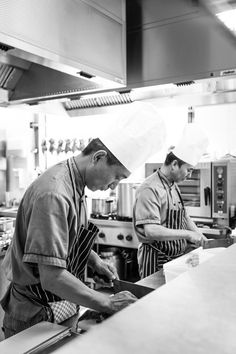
[178,162,212,218]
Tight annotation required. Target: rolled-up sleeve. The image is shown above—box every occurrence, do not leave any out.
[23,192,69,268]
[135,187,161,226]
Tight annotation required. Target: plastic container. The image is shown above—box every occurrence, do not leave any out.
[0,217,14,232]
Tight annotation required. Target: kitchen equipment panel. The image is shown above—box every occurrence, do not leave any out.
[91,218,138,249]
[212,160,236,219]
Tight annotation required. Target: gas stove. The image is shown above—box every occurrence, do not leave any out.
[90,217,139,249]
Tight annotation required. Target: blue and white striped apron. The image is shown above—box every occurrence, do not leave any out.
[139,172,188,278]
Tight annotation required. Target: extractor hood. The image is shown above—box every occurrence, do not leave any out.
[63,0,236,116]
[0,45,121,104]
[0,0,126,106]
[2,0,236,113]
[126,0,236,90]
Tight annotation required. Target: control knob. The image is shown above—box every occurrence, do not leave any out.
[117,233,124,240]
[98,232,105,238]
[126,234,133,241]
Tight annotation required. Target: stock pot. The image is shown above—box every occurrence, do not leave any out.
[91,199,107,216]
[117,183,140,218]
[91,198,115,216]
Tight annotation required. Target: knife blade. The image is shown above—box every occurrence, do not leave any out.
[113,279,154,299]
[203,238,233,249]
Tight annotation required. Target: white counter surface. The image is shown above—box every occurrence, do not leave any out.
[53,244,236,354]
[1,245,236,353]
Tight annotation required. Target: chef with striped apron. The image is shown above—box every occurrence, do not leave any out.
[133,123,209,278]
[1,101,166,338]
[135,170,189,278]
[1,157,99,329]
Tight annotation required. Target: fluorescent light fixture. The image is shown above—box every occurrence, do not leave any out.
[217,9,236,35]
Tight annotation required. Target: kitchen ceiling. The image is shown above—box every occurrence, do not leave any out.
[202,1,236,36]
[203,0,236,16]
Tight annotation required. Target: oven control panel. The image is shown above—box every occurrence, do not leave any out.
[212,164,227,216]
[90,219,139,249]
[212,160,236,219]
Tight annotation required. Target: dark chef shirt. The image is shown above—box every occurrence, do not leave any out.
[1,159,87,321]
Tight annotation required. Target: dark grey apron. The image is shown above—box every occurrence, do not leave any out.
[139,171,188,278]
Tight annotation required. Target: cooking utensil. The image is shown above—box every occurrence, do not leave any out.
[117,183,140,218]
[203,237,233,249]
[113,279,154,299]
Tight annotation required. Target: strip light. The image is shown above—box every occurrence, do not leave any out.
[217,9,236,35]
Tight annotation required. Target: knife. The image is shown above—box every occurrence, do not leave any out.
[202,237,233,249]
[113,279,154,299]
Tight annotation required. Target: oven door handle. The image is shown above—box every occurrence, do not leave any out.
[204,186,211,206]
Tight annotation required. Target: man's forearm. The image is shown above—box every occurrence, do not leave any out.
[143,224,191,242]
[87,250,102,270]
[39,264,111,313]
[185,214,204,234]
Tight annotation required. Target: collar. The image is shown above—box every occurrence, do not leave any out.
[70,157,85,197]
[158,169,175,189]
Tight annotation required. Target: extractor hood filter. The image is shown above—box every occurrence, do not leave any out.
[64,92,133,111]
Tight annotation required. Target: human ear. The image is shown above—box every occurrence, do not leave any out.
[92,150,107,164]
[171,160,179,170]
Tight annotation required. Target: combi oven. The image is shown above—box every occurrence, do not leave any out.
[145,160,236,226]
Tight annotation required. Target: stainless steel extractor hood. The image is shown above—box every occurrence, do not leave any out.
[0,45,118,104]
[63,0,236,116]
[0,0,126,106]
[126,0,236,90]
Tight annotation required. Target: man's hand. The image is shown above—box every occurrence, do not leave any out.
[108,291,137,314]
[93,259,119,287]
[188,231,207,247]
